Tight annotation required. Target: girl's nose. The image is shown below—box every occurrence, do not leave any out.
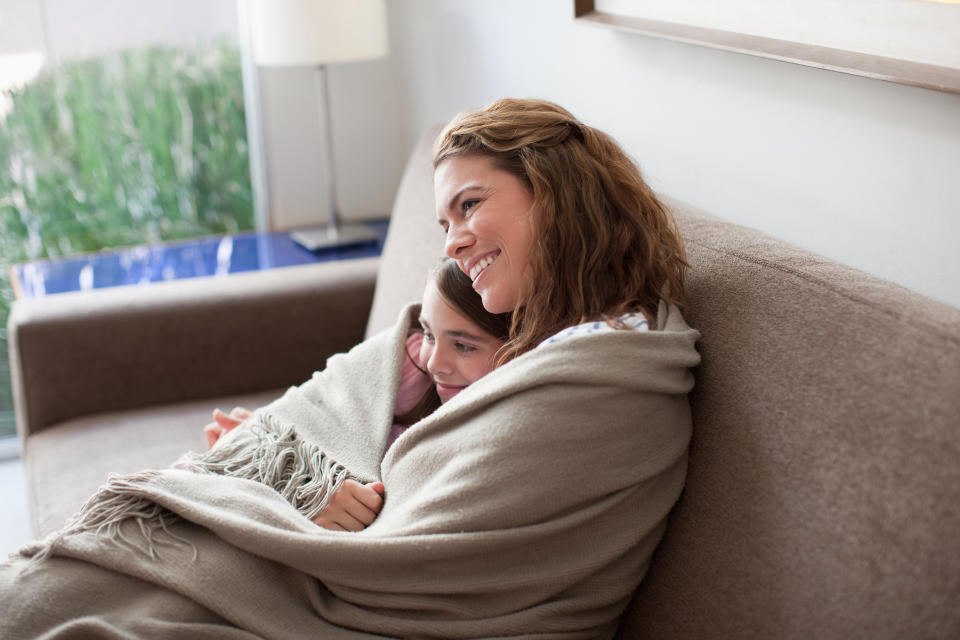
[426,346,451,376]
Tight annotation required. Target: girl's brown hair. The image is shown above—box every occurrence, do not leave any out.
[433,98,689,364]
[395,258,511,424]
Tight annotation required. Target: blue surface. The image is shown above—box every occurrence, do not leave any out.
[12,220,389,300]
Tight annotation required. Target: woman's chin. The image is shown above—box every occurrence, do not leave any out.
[475,272,526,315]
[478,289,512,315]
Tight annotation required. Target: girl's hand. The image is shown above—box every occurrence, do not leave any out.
[312,481,385,531]
[204,407,254,448]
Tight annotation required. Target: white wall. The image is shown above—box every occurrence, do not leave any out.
[0,0,239,115]
[0,0,238,62]
[293,0,960,308]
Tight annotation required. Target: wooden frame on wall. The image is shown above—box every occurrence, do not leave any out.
[574,0,960,95]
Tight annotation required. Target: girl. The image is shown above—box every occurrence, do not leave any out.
[204,258,510,531]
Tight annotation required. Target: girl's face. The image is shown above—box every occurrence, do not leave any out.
[434,154,535,314]
[418,281,504,403]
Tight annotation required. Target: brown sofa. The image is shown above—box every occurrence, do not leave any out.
[9,126,960,638]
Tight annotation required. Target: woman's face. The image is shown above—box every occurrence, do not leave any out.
[418,281,502,403]
[434,155,535,314]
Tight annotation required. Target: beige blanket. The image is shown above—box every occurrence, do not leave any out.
[0,302,699,639]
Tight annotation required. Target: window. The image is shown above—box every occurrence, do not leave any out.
[0,1,254,441]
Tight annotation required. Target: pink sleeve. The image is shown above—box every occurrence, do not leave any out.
[394,332,432,416]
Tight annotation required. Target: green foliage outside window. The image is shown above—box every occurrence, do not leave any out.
[0,40,254,440]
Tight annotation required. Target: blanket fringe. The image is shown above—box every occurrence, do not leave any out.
[177,414,351,521]
[29,470,195,564]
[28,415,349,565]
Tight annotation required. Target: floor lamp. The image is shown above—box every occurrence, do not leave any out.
[247,0,389,250]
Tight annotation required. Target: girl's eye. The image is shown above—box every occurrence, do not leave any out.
[454,342,477,354]
[422,331,435,343]
[462,199,479,213]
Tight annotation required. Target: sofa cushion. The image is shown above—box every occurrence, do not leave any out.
[24,389,283,538]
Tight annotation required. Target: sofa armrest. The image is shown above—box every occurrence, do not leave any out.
[8,257,380,442]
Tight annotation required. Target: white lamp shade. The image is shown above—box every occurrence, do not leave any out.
[248,0,389,66]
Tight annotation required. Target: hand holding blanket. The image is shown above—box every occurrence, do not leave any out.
[0,302,700,639]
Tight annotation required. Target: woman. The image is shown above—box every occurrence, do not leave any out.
[0,99,699,639]
[431,98,688,354]
[213,97,691,528]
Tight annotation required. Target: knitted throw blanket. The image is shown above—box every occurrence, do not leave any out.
[0,302,700,639]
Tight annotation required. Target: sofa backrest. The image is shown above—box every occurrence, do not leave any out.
[369,127,960,639]
[366,125,445,338]
[621,201,960,639]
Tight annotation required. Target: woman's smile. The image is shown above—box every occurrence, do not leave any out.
[467,251,500,282]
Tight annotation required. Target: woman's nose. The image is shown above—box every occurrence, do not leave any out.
[443,221,473,259]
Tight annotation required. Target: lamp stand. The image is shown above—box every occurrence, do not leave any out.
[291,64,380,252]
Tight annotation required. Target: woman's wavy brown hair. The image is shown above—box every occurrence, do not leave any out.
[433,98,689,364]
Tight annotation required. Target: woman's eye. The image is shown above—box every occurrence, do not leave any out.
[454,342,477,354]
[423,332,435,343]
[462,199,479,213]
